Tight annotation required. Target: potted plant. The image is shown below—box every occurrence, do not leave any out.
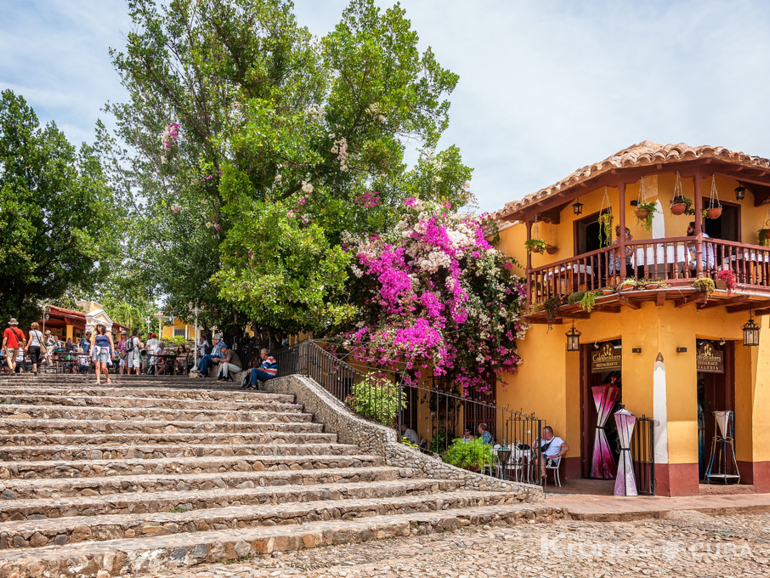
[525,239,547,255]
[598,213,613,247]
[601,286,615,296]
[693,277,715,294]
[637,278,659,290]
[706,206,723,220]
[580,290,602,313]
[567,291,585,306]
[618,278,636,292]
[442,438,497,472]
[544,296,562,324]
[670,197,693,216]
[759,228,770,247]
[715,270,737,295]
[634,201,658,231]
[545,245,558,255]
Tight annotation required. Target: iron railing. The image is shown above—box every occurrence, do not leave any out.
[274,339,545,488]
[630,414,655,495]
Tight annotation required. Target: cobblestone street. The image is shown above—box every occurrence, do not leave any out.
[161,511,770,578]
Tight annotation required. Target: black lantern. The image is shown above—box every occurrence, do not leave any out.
[566,319,581,351]
[743,311,760,347]
[572,199,584,216]
[735,186,746,201]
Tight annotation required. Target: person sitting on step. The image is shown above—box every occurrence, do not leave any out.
[400,424,419,446]
[196,334,226,377]
[216,345,242,382]
[244,348,278,390]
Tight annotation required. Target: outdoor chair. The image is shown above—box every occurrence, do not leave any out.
[544,455,563,487]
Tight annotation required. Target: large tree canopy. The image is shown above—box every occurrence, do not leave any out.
[107,0,473,348]
[0,90,113,326]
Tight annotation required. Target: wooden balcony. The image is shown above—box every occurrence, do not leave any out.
[527,237,770,320]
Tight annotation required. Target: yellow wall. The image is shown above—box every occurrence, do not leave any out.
[497,302,764,467]
[161,319,198,341]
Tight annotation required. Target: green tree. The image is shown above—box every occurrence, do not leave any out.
[107,0,472,349]
[0,90,113,326]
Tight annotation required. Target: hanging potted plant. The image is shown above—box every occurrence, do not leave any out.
[670,171,693,215]
[705,175,723,219]
[524,239,547,254]
[597,187,613,247]
[634,177,658,231]
[759,228,770,247]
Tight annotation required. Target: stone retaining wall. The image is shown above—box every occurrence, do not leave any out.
[265,375,544,502]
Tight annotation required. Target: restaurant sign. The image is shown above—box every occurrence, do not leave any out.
[591,343,622,373]
[697,343,724,374]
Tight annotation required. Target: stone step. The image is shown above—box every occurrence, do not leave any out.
[0,503,563,576]
[0,393,301,412]
[0,418,324,436]
[0,454,382,480]
[0,404,311,424]
[0,442,359,462]
[0,386,293,404]
[0,431,338,447]
[0,490,526,549]
[0,466,403,500]
[0,479,461,521]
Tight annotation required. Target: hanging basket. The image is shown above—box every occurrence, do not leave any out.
[545,245,558,255]
[706,175,722,219]
[670,203,687,216]
[634,208,649,220]
[707,207,723,220]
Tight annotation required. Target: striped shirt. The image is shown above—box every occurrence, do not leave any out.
[260,356,278,376]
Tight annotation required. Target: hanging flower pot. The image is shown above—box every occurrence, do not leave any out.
[545,245,558,255]
[670,202,687,215]
[707,207,723,220]
[635,208,648,220]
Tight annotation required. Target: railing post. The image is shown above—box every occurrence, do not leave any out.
[618,182,626,280]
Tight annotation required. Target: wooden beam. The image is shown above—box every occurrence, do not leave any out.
[527,318,563,325]
[753,307,770,317]
[697,296,752,310]
[656,292,666,307]
[618,297,641,310]
[726,300,770,313]
[561,312,591,319]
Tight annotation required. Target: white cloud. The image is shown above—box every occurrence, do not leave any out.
[3,0,770,212]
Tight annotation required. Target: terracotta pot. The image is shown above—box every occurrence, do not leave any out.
[620,285,635,292]
[532,246,544,254]
[707,207,723,219]
[602,289,615,296]
[715,280,728,291]
[644,283,659,290]
[635,208,649,220]
[545,245,558,255]
[670,203,687,216]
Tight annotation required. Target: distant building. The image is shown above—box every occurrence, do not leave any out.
[41,302,129,340]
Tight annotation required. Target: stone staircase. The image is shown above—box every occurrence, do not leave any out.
[0,374,557,577]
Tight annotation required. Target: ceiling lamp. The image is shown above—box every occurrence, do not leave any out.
[734,186,746,201]
[743,311,760,347]
[566,319,581,352]
[572,199,584,216]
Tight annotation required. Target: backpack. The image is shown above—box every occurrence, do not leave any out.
[126,337,135,352]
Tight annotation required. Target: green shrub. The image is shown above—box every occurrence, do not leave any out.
[345,373,407,426]
[442,438,496,471]
[567,291,585,305]
[429,430,452,454]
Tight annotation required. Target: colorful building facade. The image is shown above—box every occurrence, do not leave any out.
[493,141,770,496]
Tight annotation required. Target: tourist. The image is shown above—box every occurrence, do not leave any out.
[400,424,419,446]
[64,338,75,353]
[2,318,26,374]
[175,344,189,375]
[117,331,128,374]
[126,330,143,375]
[609,226,633,276]
[477,423,493,445]
[686,221,716,272]
[244,348,278,390]
[79,331,92,355]
[77,349,91,374]
[197,334,226,377]
[538,426,569,479]
[198,331,210,358]
[145,333,160,374]
[216,345,242,381]
[25,321,44,375]
[91,324,115,385]
[462,428,473,443]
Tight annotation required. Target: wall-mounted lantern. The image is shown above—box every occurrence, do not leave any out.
[572,199,584,216]
[743,311,760,347]
[734,186,746,201]
[566,320,581,352]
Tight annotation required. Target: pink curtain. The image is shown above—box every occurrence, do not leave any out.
[591,384,619,479]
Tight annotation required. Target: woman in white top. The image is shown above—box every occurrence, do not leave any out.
[25,322,44,375]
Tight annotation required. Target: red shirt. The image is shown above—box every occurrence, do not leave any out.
[3,327,25,349]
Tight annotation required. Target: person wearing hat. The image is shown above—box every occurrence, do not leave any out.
[145,332,160,375]
[42,330,57,367]
[2,318,26,374]
[196,333,227,377]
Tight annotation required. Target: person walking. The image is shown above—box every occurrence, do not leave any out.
[25,322,44,375]
[42,330,57,367]
[90,324,115,385]
[2,318,26,374]
[117,331,128,374]
[126,330,143,375]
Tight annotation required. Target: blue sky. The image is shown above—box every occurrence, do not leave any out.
[2,0,770,212]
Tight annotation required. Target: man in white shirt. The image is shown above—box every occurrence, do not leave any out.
[538,426,569,479]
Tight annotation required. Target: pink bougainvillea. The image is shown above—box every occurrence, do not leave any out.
[343,198,529,395]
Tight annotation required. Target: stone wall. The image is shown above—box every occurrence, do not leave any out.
[265,375,544,502]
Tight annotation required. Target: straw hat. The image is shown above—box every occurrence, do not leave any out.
[8,318,18,326]
[45,329,51,335]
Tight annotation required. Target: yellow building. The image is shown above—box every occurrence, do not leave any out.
[154,313,201,342]
[493,141,770,496]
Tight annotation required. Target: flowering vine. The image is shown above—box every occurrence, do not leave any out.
[341,199,529,395]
